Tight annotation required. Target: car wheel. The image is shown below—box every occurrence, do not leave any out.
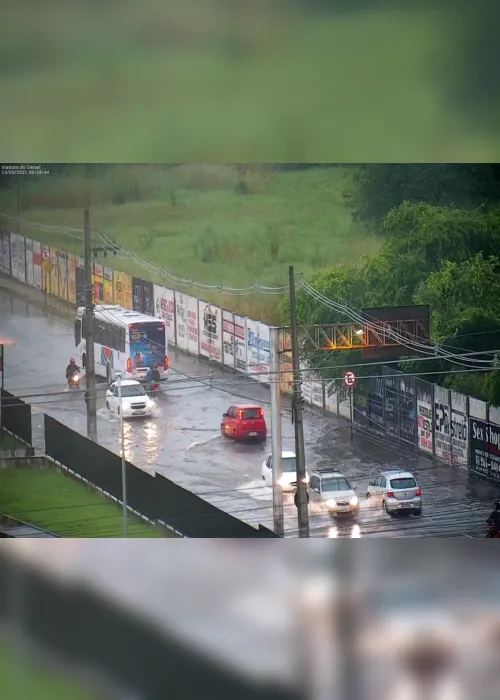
[383,500,392,516]
[233,428,237,439]
[414,509,422,517]
[117,406,120,416]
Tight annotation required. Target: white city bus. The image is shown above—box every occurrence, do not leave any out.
[74,305,169,384]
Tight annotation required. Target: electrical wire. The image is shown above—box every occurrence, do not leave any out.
[0,212,289,295]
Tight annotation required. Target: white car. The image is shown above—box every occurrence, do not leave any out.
[308,470,359,516]
[262,451,309,492]
[105,379,155,419]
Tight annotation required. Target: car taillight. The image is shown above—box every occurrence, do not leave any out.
[164,355,169,369]
[416,489,422,497]
[238,409,244,419]
[386,491,395,498]
[127,358,133,372]
[259,409,264,418]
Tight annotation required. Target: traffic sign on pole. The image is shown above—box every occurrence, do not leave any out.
[42,249,50,261]
[344,370,356,388]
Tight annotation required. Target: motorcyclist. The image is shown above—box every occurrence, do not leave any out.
[65,357,80,387]
[486,500,500,537]
[146,362,161,391]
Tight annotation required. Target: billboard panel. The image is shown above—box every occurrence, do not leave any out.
[367,374,385,432]
[450,391,467,468]
[416,379,433,455]
[382,368,399,438]
[199,302,222,364]
[67,254,76,303]
[469,418,500,482]
[132,277,144,312]
[58,250,68,299]
[234,314,247,374]
[434,384,451,464]
[76,256,85,305]
[32,240,42,290]
[103,266,114,304]
[279,330,293,393]
[222,310,236,370]
[246,318,259,380]
[1,232,10,274]
[49,247,59,296]
[187,295,199,355]
[399,374,416,445]
[93,262,104,304]
[154,285,176,345]
[10,233,18,280]
[17,235,26,283]
[257,323,270,383]
[25,238,34,286]
[113,270,124,306]
[123,273,133,309]
[143,280,154,316]
[311,375,324,409]
[175,292,188,351]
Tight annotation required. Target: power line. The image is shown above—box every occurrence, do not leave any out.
[0,212,289,296]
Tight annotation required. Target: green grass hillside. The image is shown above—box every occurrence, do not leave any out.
[0,165,381,321]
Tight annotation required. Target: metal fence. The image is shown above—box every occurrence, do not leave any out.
[0,550,297,700]
[44,414,277,538]
[0,388,33,447]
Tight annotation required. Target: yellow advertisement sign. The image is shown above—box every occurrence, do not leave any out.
[92,262,104,304]
[67,254,76,303]
[58,250,68,300]
[123,272,133,309]
[103,266,114,304]
[50,247,59,297]
[113,270,124,306]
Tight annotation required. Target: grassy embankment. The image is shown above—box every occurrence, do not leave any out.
[0,466,169,537]
[0,165,381,323]
[0,635,109,700]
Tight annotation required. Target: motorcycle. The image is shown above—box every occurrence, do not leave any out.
[68,372,80,390]
[146,382,160,396]
[486,522,500,538]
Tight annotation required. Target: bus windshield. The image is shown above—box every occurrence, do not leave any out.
[129,322,165,369]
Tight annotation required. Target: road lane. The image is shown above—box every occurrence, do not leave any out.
[2,288,499,537]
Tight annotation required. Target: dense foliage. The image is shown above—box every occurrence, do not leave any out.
[286,165,500,405]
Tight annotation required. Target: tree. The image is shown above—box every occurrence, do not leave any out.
[354,164,500,221]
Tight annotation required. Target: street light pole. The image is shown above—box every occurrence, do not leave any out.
[269,326,284,537]
[289,265,309,538]
[117,373,128,538]
[84,210,97,442]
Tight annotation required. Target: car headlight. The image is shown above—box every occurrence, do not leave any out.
[326,499,336,508]
[350,496,359,506]
[146,399,155,409]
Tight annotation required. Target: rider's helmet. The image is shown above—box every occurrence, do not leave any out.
[69,357,75,364]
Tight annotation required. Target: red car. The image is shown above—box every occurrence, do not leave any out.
[221,404,267,442]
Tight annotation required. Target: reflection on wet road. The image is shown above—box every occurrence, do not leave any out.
[2,289,500,537]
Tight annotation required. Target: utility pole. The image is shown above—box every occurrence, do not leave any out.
[84,209,97,442]
[336,544,360,700]
[117,373,128,537]
[269,326,284,537]
[289,266,309,538]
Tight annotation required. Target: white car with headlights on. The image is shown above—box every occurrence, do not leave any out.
[105,379,155,419]
[308,470,359,517]
[261,451,309,492]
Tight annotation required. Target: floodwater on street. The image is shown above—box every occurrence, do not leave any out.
[1,289,499,537]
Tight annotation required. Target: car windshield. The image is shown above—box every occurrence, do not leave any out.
[390,477,417,490]
[282,457,297,473]
[121,385,146,398]
[322,477,351,492]
[243,408,261,419]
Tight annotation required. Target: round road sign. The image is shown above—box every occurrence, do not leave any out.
[344,370,356,388]
[42,249,50,260]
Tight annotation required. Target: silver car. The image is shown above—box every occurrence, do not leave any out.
[309,470,359,517]
[366,470,422,516]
